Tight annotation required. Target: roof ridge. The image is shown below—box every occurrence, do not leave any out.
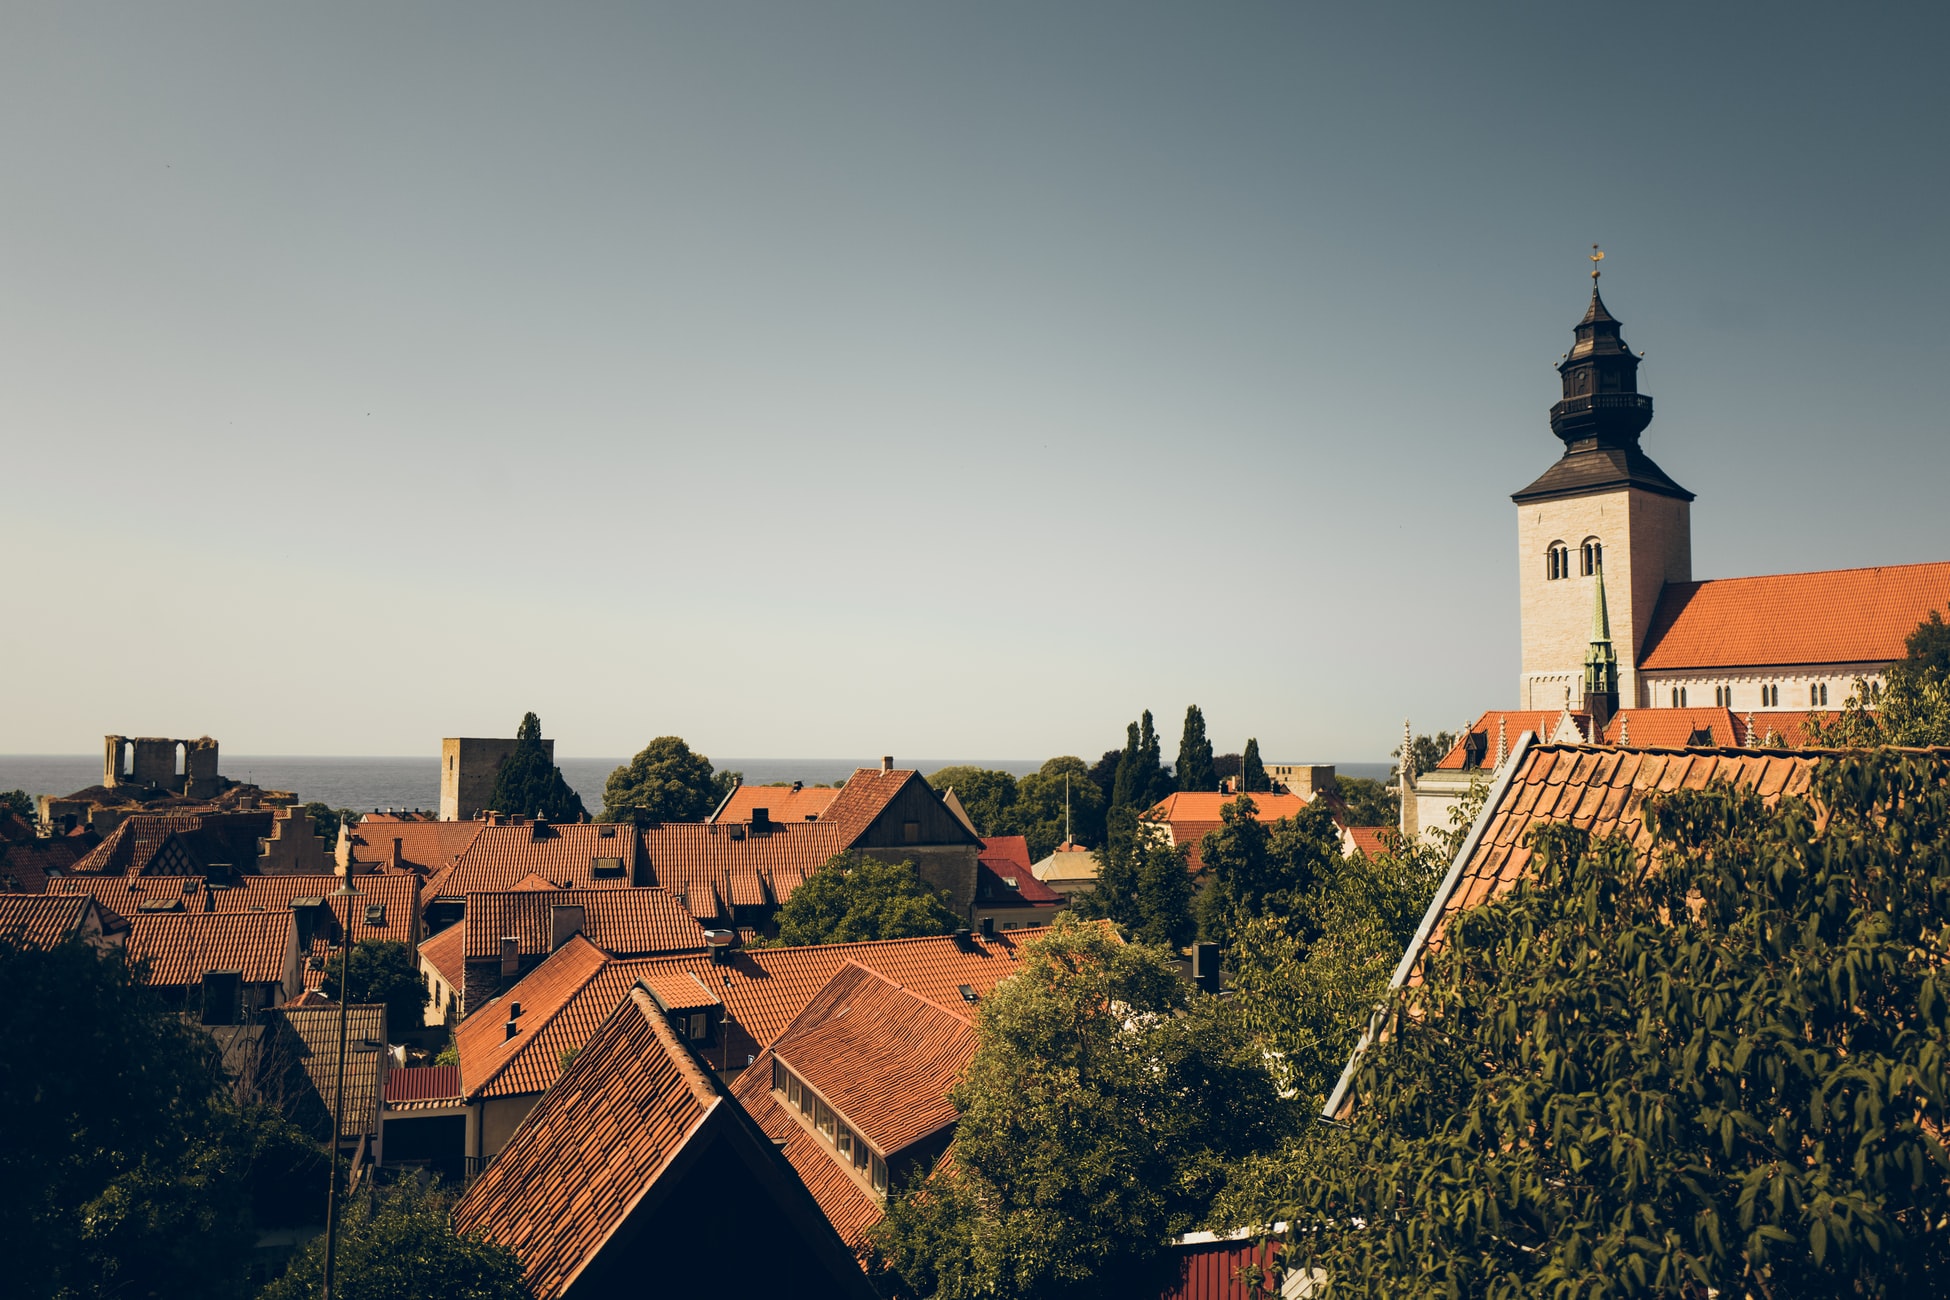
[627,985,726,1111]
[1673,558,1950,586]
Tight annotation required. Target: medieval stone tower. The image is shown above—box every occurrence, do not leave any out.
[1514,265,1692,711]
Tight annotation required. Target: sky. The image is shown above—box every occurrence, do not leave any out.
[3,2,1946,763]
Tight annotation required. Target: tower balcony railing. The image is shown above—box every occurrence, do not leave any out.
[1549,392,1654,421]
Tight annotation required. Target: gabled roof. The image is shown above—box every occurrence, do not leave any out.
[730,1060,883,1248]
[0,894,127,948]
[769,962,977,1154]
[1140,791,1315,873]
[461,927,1046,1102]
[418,921,466,992]
[451,985,877,1300]
[426,822,640,898]
[461,889,706,961]
[1638,561,1950,670]
[1434,712,1568,770]
[344,819,484,874]
[710,784,843,825]
[0,833,92,892]
[125,910,295,986]
[213,873,420,939]
[66,811,275,876]
[270,1004,388,1138]
[977,836,1063,906]
[455,933,612,1100]
[638,969,722,1013]
[639,821,854,920]
[818,767,981,847]
[1345,826,1394,857]
[50,873,210,916]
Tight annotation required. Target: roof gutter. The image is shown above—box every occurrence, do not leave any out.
[1320,730,1536,1122]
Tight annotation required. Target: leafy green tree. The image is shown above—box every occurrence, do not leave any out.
[1329,775,1396,828]
[0,789,32,820]
[1175,705,1218,792]
[868,916,1296,1300]
[260,1179,529,1300]
[773,854,960,946]
[1265,753,1950,1297]
[1075,827,1195,949]
[487,712,586,822]
[0,936,312,1300]
[1903,606,1950,678]
[1808,607,1950,748]
[1194,796,1343,949]
[599,735,738,823]
[1239,738,1270,793]
[1012,756,1107,860]
[924,766,1019,837]
[320,938,429,1033]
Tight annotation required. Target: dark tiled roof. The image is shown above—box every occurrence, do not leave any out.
[0,894,116,948]
[271,1004,388,1138]
[1639,562,1950,670]
[426,822,640,898]
[1510,441,1693,504]
[125,911,295,986]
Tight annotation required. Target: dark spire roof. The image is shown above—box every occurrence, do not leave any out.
[1513,278,1692,505]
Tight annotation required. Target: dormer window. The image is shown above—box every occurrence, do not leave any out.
[871,1154,888,1194]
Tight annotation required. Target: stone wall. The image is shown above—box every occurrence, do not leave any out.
[440,737,555,821]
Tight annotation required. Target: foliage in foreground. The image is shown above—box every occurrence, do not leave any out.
[599,734,739,823]
[1807,607,1950,748]
[0,937,323,1300]
[1264,752,1950,1298]
[260,1179,529,1300]
[1073,819,1196,948]
[772,853,960,946]
[319,937,431,1034]
[487,711,586,822]
[867,916,1297,1300]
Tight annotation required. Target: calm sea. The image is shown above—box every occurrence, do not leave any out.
[0,755,1391,813]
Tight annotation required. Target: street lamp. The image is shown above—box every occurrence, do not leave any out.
[323,866,361,1300]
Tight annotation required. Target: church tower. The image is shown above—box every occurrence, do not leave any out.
[1514,253,1692,710]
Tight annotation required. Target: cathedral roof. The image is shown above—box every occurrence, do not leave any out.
[1639,562,1950,670]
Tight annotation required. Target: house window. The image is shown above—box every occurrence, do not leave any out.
[1816,683,1828,705]
[1546,543,1570,581]
[870,1154,888,1194]
[837,1125,853,1160]
[1761,684,1779,707]
[787,1075,802,1108]
[799,1083,814,1118]
[1581,539,1602,576]
[853,1140,869,1171]
[772,1059,787,1093]
[1671,687,1688,707]
[902,820,920,843]
[687,1012,708,1042]
[815,1099,835,1139]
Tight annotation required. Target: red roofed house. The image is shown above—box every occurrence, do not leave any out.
[0,893,129,953]
[1139,791,1318,874]
[453,887,707,1013]
[125,910,303,1022]
[710,781,844,825]
[451,983,875,1300]
[972,835,1065,931]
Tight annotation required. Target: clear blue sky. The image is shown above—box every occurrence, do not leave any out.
[3,3,1945,761]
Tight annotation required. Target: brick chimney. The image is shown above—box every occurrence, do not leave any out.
[550,904,586,952]
[390,837,403,872]
[881,756,894,772]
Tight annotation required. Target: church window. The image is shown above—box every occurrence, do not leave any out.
[1671,687,1688,708]
[1760,684,1779,707]
[1813,683,1828,706]
[1546,543,1570,581]
[1581,540,1602,576]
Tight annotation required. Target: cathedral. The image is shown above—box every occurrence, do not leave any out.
[1400,262,1950,842]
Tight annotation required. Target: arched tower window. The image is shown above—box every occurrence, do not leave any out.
[1581,538,1602,576]
[1546,542,1570,581]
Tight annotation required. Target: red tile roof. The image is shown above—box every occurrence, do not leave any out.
[638,968,723,1012]
[977,836,1064,906]
[66,811,276,876]
[770,962,976,1154]
[461,928,1047,1103]
[452,988,721,1299]
[639,821,854,920]
[1639,561,1950,670]
[216,873,421,941]
[385,1064,461,1104]
[461,888,707,961]
[0,894,124,948]
[712,784,843,825]
[125,910,296,987]
[418,921,466,992]
[425,822,640,898]
[1346,826,1394,857]
[1140,792,1315,872]
[344,819,484,875]
[817,767,926,842]
[0,834,91,892]
[50,873,210,916]
[1435,712,1568,770]
[730,1067,883,1248]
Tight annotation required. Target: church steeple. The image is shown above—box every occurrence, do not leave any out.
[1582,561,1620,730]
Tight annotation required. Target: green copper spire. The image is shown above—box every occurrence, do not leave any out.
[1583,561,1619,720]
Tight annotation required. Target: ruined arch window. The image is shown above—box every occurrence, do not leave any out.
[1546,543,1570,581]
[1581,539,1602,576]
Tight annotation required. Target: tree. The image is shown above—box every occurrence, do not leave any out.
[1012,756,1107,860]
[924,766,1019,837]
[867,916,1297,1300]
[1240,738,1270,793]
[1075,829,1196,949]
[1808,607,1950,749]
[261,1179,529,1300]
[1328,775,1396,828]
[320,938,429,1033]
[0,936,306,1300]
[599,736,738,823]
[772,854,960,946]
[1194,796,1343,949]
[0,789,31,820]
[487,713,587,822]
[1086,749,1121,804]
[1904,605,1950,678]
[1176,705,1218,792]
[1268,753,1950,1296]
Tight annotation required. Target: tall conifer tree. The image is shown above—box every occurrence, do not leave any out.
[1240,737,1270,792]
[1176,706,1217,793]
[487,712,587,822]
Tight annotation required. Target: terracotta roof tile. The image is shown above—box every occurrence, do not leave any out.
[1435,712,1567,770]
[1140,792,1316,873]
[729,1068,883,1248]
[461,888,706,961]
[1346,827,1393,857]
[385,1064,461,1104]
[454,934,614,1100]
[640,822,852,920]
[418,921,466,992]
[712,784,843,825]
[638,968,723,1013]
[125,910,295,987]
[1639,562,1950,670]
[428,823,640,898]
[271,1004,387,1138]
[452,988,720,1299]
[345,820,484,874]
[817,768,928,843]
[0,894,120,948]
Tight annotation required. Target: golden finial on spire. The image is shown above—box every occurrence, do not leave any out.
[1590,244,1605,282]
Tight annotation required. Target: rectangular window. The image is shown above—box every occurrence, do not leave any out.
[871,1154,888,1194]
[688,1012,708,1042]
[854,1140,869,1170]
[799,1084,814,1117]
[837,1126,852,1159]
[772,1059,786,1093]
[788,1075,801,1108]
[815,1100,835,1139]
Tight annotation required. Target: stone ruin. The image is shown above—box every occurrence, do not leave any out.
[103,735,223,799]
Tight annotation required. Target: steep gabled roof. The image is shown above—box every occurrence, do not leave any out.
[1638,561,1950,670]
[455,934,612,1100]
[710,784,843,825]
[0,894,126,948]
[270,1003,388,1138]
[418,920,467,992]
[769,962,977,1154]
[730,1059,883,1248]
[125,910,295,986]
[461,888,706,961]
[427,822,640,898]
[818,767,981,847]
[977,836,1063,906]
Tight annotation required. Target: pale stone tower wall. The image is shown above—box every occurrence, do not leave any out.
[1517,488,1691,709]
[439,736,556,821]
